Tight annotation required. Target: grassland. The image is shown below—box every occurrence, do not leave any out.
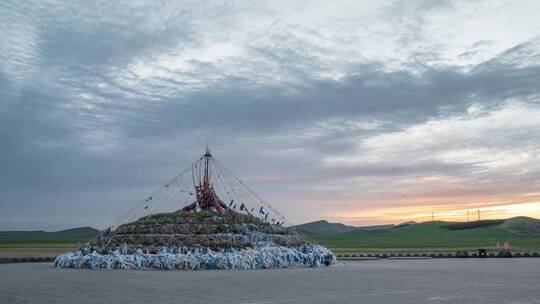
[0,227,98,259]
[307,221,540,255]
[0,244,79,258]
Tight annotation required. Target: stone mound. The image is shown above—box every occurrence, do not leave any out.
[89,210,304,254]
[54,210,336,270]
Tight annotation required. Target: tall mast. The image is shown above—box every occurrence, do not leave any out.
[203,145,211,187]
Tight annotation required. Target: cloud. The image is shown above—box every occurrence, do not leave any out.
[1,0,540,229]
[324,102,540,193]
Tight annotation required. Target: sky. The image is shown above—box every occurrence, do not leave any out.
[1,0,540,230]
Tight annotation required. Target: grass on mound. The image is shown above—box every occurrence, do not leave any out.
[127,210,270,226]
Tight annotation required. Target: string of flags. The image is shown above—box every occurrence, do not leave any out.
[114,150,287,228]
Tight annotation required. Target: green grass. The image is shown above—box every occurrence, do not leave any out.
[0,227,98,258]
[310,221,540,254]
[0,227,98,245]
[0,244,80,258]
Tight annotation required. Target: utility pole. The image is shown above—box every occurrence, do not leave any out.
[477,209,481,221]
[432,211,434,222]
[467,210,470,222]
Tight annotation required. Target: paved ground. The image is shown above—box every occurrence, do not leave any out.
[1,259,540,304]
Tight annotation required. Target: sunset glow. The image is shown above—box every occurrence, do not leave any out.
[330,200,540,226]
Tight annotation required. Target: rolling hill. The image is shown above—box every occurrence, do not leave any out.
[500,216,540,235]
[294,220,395,234]
[298,217,540,253]
[294,220,357,234]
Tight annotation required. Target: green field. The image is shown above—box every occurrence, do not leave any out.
[0,227,98,245]
[0,227,98,258]
[307,221,540,255]
[0,244,79,258]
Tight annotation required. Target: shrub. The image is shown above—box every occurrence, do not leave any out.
[456,250,469,258]
[441,220,505,230]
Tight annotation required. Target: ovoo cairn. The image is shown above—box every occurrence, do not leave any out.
[55,148,336,270]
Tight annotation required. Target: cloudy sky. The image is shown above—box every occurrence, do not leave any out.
[1,0,540,230]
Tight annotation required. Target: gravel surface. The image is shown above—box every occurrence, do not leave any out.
[1,259,540,304]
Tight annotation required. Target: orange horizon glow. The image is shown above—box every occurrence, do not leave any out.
[326,197,540,226]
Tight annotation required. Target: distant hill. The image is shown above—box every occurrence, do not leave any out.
[302,217,540,252]
[0,227,99,244]
[293,220,395,235]
[500,217,540,235]
[437,217,540,235]
[294,220,357,234]
[296,217,540,236]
